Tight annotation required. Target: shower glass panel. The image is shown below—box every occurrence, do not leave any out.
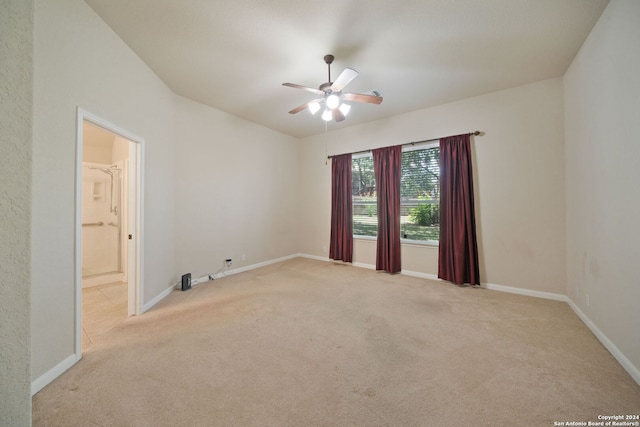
[81,164,122,277]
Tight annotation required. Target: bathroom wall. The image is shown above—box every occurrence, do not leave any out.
[82,123,129,286]
[83,121,115,163]
[81,165,122,281]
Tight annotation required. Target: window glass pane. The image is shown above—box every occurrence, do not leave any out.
[352,156,377,237]
[400,147,440,242]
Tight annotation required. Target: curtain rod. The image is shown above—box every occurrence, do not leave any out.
[326,131,482,159]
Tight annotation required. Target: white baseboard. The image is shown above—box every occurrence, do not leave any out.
[400,269,440,281]
[298,253,330,262]
[353,261,376,270]
[298,253,640,386]
[299,254,374,269]
[143,254,302,313]
[223,253,300,276]
[484,282,567,302]
[31,255,304,395]
[142,283,175,313]
[35,254,638,396]
[479,281,640,383]
[565,298,640,385]
[31,353,79,396]
[409,275,639,385]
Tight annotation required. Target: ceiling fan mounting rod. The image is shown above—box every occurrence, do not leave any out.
[324,54,334,83]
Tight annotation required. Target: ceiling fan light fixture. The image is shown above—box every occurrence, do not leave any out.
[308,101,321,115]
[326,94,340,110]
[339,103,351,116]
[283,54,383,123]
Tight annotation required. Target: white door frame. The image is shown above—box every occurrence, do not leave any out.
[75,107,144,358]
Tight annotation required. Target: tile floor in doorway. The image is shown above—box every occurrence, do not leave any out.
[82,282,127,350]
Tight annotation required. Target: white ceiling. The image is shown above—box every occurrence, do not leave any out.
[84,0,609,138]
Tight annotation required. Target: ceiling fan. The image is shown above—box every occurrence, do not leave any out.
[282,54,383,123]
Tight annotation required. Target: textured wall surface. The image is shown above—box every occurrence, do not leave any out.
[0,0,33,425]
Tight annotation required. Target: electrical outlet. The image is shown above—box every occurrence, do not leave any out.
[242,254,246,261]
[226,258,232,267]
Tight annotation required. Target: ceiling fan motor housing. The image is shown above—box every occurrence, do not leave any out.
[319,82,333,92]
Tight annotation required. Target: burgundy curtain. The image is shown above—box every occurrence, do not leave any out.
[438,134,480,285]
[329,154,353,262]
[372,145,402,273]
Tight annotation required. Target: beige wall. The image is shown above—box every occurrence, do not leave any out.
[299,78,566,294]
[32,0,177,381]
[31,0,301,389]
[0,0,33,424]
[564,0,640,379]
[173,95,300,277]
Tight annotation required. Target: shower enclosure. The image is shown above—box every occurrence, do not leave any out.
[81,162,124,287]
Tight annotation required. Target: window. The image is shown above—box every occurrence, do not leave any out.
[400,145,440,243]
[352,144,440,244]
[352,154,377,237]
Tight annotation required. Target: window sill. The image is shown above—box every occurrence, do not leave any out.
[353,235,376,242]
[401,239,439,248]
[353,235,439,248]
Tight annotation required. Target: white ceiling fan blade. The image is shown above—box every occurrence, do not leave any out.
[331,68,358,91]
[282,82,324,96]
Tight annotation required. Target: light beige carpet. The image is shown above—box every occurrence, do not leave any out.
[33,258,640,426]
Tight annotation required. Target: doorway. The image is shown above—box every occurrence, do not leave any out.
[75,108,144,357]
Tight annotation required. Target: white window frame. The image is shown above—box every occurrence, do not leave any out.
[399,142,439,246]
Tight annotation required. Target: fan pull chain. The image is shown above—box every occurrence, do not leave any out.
[324,120,328,165]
